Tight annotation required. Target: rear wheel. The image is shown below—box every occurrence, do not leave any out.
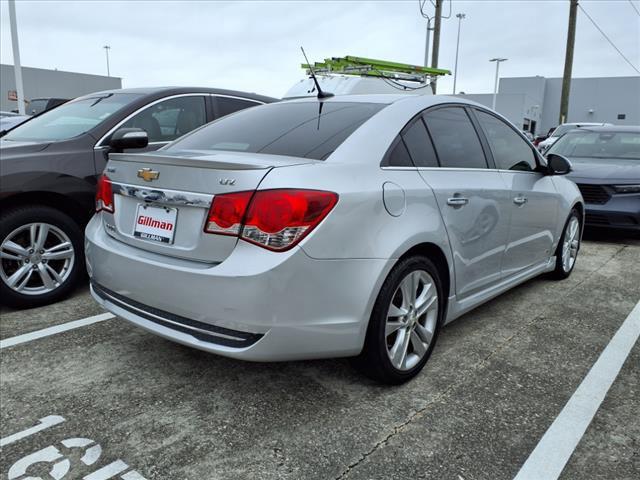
[0,205,84,308]
[551,208,581,279]
[354,256,444,384]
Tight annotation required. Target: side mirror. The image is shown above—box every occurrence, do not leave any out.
[546,153,572,175]
[109,128,148,152]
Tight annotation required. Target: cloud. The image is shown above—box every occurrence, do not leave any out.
[1,0,638,98]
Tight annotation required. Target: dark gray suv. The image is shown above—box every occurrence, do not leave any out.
[0,87,275,308]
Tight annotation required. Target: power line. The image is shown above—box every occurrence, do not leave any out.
[628,0,640,17]
[419,0,451,20]
[578,4,640,74]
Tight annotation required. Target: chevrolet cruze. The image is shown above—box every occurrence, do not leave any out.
[86,95,584,383]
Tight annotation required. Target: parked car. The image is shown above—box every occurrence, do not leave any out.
[0,111,30,132]
[85,95,583,384]
[522,131,534,141]
[532,133,548,147]
[538,122,611,153]
[0,87,276,308]
[27,97,69,115]
[547,125,640,231]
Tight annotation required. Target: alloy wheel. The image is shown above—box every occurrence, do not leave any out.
[562,216,580,273]
[385,270,439,371]
[0,222,75,296]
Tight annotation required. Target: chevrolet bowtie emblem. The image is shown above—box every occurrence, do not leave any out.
[137,168,160,182]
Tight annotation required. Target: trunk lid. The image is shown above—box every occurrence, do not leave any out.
[102,150,316,263]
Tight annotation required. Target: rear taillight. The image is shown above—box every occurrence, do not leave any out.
[204,191,253,235]
[204,189,338,251]
[96,174,114,213]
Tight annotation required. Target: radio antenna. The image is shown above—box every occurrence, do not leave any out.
[301,47,334,99]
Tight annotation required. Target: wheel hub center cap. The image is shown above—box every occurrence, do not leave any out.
[29,254,42,264]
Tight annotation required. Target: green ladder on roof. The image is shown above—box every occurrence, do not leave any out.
[302,55,451,83]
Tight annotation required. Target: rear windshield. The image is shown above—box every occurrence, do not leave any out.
[166,101,386,160]
[549,131,640,160]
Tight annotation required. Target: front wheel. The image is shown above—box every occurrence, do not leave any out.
[551,208,581,279]
[354,256,444,384]
[0,205,84,308]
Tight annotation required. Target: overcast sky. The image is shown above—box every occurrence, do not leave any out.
[1,0,639,98]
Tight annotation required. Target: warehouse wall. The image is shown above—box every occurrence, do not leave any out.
[456,76,639,136]
[1,64,122,112]
[539,76,640,133]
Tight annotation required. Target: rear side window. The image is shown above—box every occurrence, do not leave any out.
[423,107,488,169]
[383,138,414,167]
[167,101,386,160]
[401,119,439,167]
[214,96,260,118]
[475,110,537,171]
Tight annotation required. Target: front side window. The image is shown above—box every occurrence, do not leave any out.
[423,107,488,169]
[2,93,141,142]
[215,96,260,118]
[122,96,206,143]
[475,110,537,171]
[167,101,386,160]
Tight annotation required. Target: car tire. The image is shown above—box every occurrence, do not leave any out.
[353,255,444,385]
[0,205,84,308]
[551,208,582,280]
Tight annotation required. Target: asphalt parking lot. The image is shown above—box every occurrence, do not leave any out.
[1,230,638,480]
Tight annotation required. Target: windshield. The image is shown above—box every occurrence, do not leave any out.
[550,125,576,138]
[548,131,640,160]
[3,93,142,142]
[166,101,387,160]
[27,99,49,115]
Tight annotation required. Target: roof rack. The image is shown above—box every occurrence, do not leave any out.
[302,55,451,84]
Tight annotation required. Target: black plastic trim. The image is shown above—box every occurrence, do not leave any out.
[91,282,263,348]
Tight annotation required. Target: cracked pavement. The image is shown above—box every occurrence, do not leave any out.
[1,232,639,479]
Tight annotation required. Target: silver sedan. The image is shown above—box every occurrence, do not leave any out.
[85,95,583,384]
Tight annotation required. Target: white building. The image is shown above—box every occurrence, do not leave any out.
[1,64,121,112]
[456,75,640,136]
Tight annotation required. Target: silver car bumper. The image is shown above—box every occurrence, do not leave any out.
[85,216,389,361]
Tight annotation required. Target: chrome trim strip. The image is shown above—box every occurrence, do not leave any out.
[111,181,213,208]
[210,93,265,104]
[382,166,542,175]
[95,286,246,342]
[380,166,418,171]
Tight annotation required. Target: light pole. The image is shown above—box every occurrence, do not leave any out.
[452,13,466,94]
[489,58,507,110]
[103,45,111,76]
[8,0,25,115]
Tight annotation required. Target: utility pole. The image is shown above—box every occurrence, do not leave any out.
[8,0,25,115]
[490,58,507,110]
[452,13,466,95]
[430,0,443,94]
[103,45,111,77]
[559,0,578,124]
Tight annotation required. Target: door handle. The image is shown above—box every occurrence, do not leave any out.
[447,197,469,207]
[513,196,528,205]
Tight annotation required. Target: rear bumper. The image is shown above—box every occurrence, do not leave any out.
[85,216,389,361]
[584,195,640,231]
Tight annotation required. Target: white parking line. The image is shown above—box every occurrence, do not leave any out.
[0,312,115,350]
[514,299,640,480]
